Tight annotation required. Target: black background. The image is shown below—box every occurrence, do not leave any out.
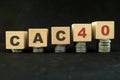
[0,0,120,80]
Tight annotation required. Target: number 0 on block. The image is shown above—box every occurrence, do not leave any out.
[72,24,92,42]
[92,21,114,39]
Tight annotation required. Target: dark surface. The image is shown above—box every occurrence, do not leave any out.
[0,52,120,80]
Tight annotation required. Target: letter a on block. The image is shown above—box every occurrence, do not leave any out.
[29,29,48,47]
[92,21,114,39]
[51,27,70,45]
[72,24,92,42]
[6,31,27,49]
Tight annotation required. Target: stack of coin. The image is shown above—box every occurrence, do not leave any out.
[75,42,86,53]
[55,45,66,53]
[12,49,23,52]
[99,39,111,53]
[33,47,44,53]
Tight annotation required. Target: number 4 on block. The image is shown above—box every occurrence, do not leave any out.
[72,24,92,42]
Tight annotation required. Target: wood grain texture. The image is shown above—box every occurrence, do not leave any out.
[72,24,92,42]
[51,27,70,45]
[6,31,27,49]
[28,28,48,47]
[92,21,114,39]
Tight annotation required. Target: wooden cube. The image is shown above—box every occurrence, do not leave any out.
[72,24,92,42]
[29,28,48,47]
[92,21,114,39]
[51,27,70,45]
[6,31,27,49]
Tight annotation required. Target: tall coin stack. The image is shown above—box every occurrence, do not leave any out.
[99,39,111,53]
[75,42,86,53]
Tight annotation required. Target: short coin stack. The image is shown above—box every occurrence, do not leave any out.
[55,45,66,53]
[33,47,44,53]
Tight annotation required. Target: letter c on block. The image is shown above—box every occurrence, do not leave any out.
[10,36,20,46]
[56,31,66,41]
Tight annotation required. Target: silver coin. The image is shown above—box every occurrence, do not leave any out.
[99,39,111,43]
[99,39,111,53]
[76,42,86,53]
[55,45,66,53]
[12,49,23,52]
[33,47,44,53]
[99,43,110,46]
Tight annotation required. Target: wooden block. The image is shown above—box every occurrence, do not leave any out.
[6,31,27,49]
[72,24,92,42]
[51,27,70,45]
[29,28,48,47]
[92,21,114,39]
